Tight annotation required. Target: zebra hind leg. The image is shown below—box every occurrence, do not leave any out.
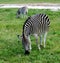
[40,34,44,48]
[43,32,47,48]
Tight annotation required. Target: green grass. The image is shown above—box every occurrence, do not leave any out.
[0,8,60,63]
[0,0,60,4]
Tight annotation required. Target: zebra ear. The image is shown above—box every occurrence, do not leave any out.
[17,34,22,41]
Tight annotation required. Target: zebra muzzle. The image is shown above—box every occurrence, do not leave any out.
[24,50,30,55]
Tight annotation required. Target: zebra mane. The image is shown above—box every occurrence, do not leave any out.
[23,16,31,34]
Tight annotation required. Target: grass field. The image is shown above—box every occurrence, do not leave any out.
[0,0,60,4]
[0,9,60,63]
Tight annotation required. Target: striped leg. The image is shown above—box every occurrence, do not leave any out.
[34,34,40,50]
[44,32,47,48]
[27,36,32,51]
[40,34,43,46]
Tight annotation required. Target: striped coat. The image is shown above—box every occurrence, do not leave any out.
[22,14,50,55]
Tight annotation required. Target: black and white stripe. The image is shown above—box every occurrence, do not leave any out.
[23,14,50,35]
[22,14,50,54]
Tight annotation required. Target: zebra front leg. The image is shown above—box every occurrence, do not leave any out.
[44,32,47,48]
[34,34,40,50]
[40,34,43,46]
[27,36,32,51]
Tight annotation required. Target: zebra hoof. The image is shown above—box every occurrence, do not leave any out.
[40,45,44,49]
[24,50,30,55]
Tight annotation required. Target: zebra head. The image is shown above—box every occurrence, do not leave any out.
[22,34,30,55]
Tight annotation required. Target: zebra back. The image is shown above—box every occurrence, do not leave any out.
[23,14,50,36]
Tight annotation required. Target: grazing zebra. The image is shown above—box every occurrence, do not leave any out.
[18,14,50,55]
[16,6,28,18]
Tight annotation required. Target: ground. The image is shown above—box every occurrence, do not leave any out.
[0,9,60,63]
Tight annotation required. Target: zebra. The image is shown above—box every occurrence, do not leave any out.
[18,14,50,55]
[16,6,28,18]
